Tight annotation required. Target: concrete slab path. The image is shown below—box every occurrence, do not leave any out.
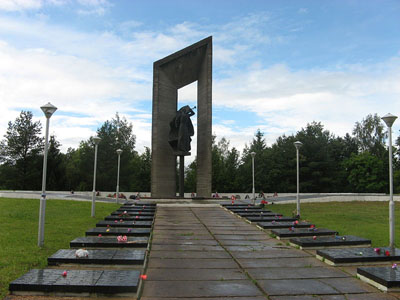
[141,206,400,300]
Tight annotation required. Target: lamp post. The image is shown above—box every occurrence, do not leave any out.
[91,136,101,217]
[38,102,57,247]
[381,113,397,251]
[294,141,303,218]
[116,149,123,203]
[250,152,256,205]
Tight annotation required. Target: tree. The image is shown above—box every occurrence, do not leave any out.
[0,111,43,189]
[46,135,67,190]
[353,114,386,157]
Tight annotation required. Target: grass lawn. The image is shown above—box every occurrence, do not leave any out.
[272,201,400,247]
[0,197,119,300]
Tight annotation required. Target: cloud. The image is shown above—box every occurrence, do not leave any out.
[0,0,43,11]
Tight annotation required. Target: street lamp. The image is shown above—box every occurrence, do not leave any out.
[250,152,256,205]
[294,141,303,218]
[116,149,123,203]
[91,136,101,217]
[38,102,57,247]
[381,113,397,251]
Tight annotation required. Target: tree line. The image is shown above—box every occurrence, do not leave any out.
[0,111,398,194]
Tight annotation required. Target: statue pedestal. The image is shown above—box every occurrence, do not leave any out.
[174,152,191,198]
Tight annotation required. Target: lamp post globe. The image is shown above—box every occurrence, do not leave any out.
[294,141,303,218]
[91,136,101,217]
[116,149,123,203]
[38,102,57,247]
[382,113,397,251]
[250,152,256,205]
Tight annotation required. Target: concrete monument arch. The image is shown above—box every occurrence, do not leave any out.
[151,36,212,198]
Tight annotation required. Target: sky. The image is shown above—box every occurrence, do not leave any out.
[1,0,400,160]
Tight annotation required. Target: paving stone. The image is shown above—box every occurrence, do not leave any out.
[48,249,145,265]
[270,296,324,300]
[246,216,297,222]
[145,268,247,280]
[316,247,400,264]
[141,297,268,300]
[105,215,154,221]
[9,269,140,294]
[346,292,399,299]
[257,278,339,295]
[219,239,278,246]
[153,229,210,235]
[210,230,265,235]
[151,239,219,246]
[152,234,213,240]
[247,267,348,280]
[70,236,148,248]
[258,221,313,229]
[141,280,263,298]
[230,249,311,259]
[147,258,238,269]
[238,257,326,268]
[271,228,338,239]
[214,234,270,240]
[319,277,376,293]
[96,220,152,228]
[149,250,230,259]
[224,245,281,251]
[357,267,400,291]
[151,244,225,251]
[86,227,151,236]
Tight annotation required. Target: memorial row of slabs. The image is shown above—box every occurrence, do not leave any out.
[9,202,157,298]
[221,203,400,292]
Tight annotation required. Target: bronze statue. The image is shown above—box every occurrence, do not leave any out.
[168,105,195,153]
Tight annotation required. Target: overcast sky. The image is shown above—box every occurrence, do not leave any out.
[1,0,400,158]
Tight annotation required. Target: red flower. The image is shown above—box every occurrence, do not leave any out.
[62,271,67,277]
[385,250,390,257]
[140,274,147,280]
[313,236,317,240]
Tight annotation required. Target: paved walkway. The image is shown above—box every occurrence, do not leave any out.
[141,206,400,300]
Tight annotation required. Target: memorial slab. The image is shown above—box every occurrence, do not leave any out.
[86,227,151,236]
[316,247,400,265]
[357,266,400,292]
[111,211,154,216]
[291,235,372,250]
[271,228,338,239]
[96,220,152,228]
[246,216,297,222]
[258,221,313,229]
[105,215,154,221]
[70,236,148,248]
[48,249,145,265]
[237,212,282,217]
[9,269,140,294]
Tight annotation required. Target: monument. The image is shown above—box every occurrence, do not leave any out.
[151,36,212,198]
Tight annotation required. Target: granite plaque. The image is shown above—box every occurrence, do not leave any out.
[271,228,338,239]
[105,215,154,221]
[70,236,148,248]
[316,247,399,264]
[96,220,152,228]
[257,221,313,229]
[357,266,400,291]
[246,216,297,222]
[86,227,151,236]
[9,269,140,294]
[290,235,372,249]
[48,249,145,265]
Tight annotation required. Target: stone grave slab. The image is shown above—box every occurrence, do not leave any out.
[257,221,313,229]
[86,227,151,236]
[48,249,145,265]
[112,210,154,216]
[230,209,272,213]
[70,236,148,248]
[221,204,256,208]
[96,220,152,228]
[105,215,154,221]
[246,216,297,222]
[118,206,155,211]
[291,235,372,250]
[9,269,140,294]
[271,228,338,239]
[357,266,400,292]
[316,247,400,265]
[236,212,282,217]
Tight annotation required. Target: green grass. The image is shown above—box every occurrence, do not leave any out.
[0,197,119,300]
[271,201,400,247]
